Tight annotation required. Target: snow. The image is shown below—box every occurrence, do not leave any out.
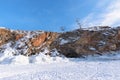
[1,44,120,80]
[0,27,6,29]
[50,49,60,57]
[99,41,106,45]
[0,33,120,80]
[0,47,68,65]
[89,47,96,51]
[0,39,120,80]
[11,55,29,65]
[29,54,68,64]
[0,57,120,80]
[60,39,69,45]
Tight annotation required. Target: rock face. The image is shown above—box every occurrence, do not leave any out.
[50,27,120,57]
[31,32,48,47]
[1,27,120,57]
[0,28,15,46]
[31,32,58,47]
[0,28,59,56]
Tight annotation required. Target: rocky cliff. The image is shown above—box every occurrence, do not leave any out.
[0,26,120,58]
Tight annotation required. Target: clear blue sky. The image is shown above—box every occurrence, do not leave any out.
[0,0,114,31]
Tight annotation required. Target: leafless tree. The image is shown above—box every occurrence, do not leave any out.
[76,18,82,30]
[60,26,65,32]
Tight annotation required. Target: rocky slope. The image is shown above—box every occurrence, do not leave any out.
[0,26,120,58]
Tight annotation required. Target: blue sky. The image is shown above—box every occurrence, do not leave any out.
[0,0,120,31]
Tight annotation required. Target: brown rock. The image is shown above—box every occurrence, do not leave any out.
[0,28,13,46]
[15,34,24,40]
[31,33,47,47]
[46,32,58,45]
[31,32,58,47]
[75,37,90,45]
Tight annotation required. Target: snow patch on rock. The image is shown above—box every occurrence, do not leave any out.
[60,39,69,45]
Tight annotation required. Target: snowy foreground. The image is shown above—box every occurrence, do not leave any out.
[1,54,120,80]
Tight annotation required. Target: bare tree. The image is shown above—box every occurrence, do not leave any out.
[60,26,65,32]
[76,18,82,30]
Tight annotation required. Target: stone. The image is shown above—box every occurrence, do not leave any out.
[0,28,12,46]
[31,33,47,47]
[15,34,24,40]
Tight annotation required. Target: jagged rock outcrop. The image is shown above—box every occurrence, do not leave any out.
[0,28,59,56]
[31,32,58,47]
[50,27,120,57]
[1,26,120,58]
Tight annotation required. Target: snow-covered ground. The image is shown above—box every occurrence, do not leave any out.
[1,46,120,80]
[1,54,120,80]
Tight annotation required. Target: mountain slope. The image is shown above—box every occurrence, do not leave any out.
[0,26,120,59]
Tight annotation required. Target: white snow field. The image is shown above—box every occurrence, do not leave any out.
[0,53,120,80]
[0,47,120,80]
